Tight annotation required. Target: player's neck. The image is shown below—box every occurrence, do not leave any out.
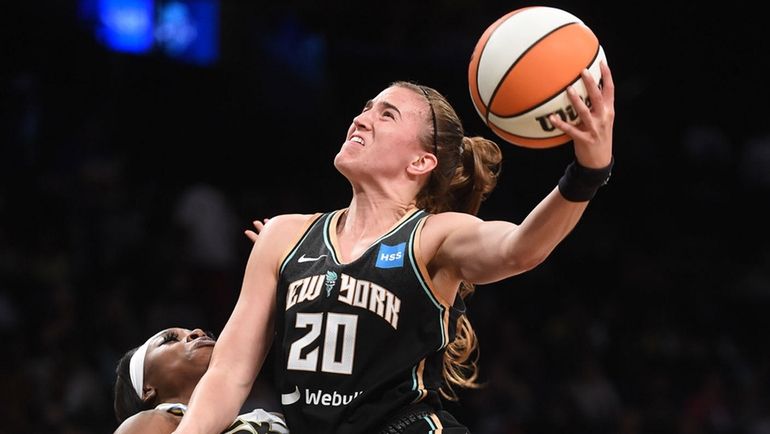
[335,203,415,264]
[341,199,417,239]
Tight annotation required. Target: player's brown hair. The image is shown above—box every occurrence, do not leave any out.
[394,81,502,400]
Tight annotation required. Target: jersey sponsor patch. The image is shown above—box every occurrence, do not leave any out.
[305,388,364,406]
[376,242,406,269]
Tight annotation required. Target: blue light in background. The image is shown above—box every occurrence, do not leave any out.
[263,15,327,85]
[155,0,219,66]
[96,0,155,54]
[78,0,218,65]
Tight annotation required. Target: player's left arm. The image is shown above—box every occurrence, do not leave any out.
[430,62,615,286]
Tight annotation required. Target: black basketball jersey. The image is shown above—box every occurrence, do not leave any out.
[274,208,466,434]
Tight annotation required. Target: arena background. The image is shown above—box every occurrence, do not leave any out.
[2,1,769,433]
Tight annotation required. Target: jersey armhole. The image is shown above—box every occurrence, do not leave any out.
[411,215,452,309]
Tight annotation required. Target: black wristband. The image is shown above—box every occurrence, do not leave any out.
[558,156,614,202]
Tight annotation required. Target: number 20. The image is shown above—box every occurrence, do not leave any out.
[287,312,358,375]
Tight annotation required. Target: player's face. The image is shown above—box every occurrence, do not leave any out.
[142,327,216,395]
[335,85,432,181]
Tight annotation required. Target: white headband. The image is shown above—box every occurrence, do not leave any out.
[129,331,163,399]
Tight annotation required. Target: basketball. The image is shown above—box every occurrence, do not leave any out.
[468,6,607,148]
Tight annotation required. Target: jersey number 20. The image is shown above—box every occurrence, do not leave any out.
[287,312,358,375]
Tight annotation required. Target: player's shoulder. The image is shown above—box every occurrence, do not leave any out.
[419,211,484,258]
[113,409,180,434]
[259,212,329,258]
[267,212,323,227]
[423,211,482,231]
[265,212,328,237]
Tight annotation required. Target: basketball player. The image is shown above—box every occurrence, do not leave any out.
[173,62,615,434]
[113,327,289,434]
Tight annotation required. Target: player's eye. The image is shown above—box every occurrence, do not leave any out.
[160,331,179,345]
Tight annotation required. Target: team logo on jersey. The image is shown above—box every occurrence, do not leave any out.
[286,272,401,328]
[375,242,406,269]
[324,270,338,297]
[338,274,400,329]
[286,274,324,309]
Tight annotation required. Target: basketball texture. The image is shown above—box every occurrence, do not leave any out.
[468,6,607,148]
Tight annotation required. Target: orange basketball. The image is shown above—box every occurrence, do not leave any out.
[468,6,607,148]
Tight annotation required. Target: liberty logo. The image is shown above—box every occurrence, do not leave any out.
[324,271,338,297]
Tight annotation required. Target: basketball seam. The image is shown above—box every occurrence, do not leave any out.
[484,21,578,122]
[489,123,568,147]
[490,42,601,144]
[497,41,601,123]
[492,123,568,140]
[491,22,602,121]
[471,9,526,122]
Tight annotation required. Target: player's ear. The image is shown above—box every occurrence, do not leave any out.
[141,386,157,404]
[407,152,437,176]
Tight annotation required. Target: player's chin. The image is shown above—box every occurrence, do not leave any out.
[189,341,215,364]
[195,347,214,366]
[333,153,356,175]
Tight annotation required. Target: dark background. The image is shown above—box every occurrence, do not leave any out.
[2,1,769,433]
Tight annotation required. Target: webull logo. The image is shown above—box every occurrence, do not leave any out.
[305,389,364,406]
